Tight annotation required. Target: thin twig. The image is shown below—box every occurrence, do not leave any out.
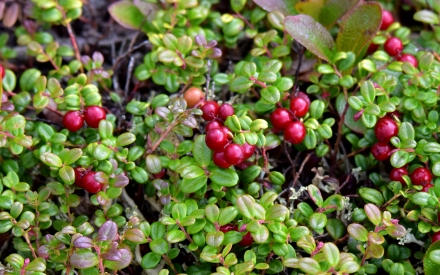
[111,40,151,71]
[332,103,349,167]
[292,154,311,187]
[124,57,135,99]
[335,175,350,194]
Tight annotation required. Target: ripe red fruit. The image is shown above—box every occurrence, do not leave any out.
[63,111,84,132]
[213,151,231,169]
[410,167,432,185]
[284,122,306,144]
[375,116,398,143]
[183,87,204,108]
[389,167,408,184]
[205,129,228,151]
[153,168,166,179]
[220,126,233,141]
[297,92,311,107]
[270,108,293,130]
[82,171,103,193]
[205,120,223,132]
[74,167,85,188]
[241,142,256,159]
[201,101,219,121]
[84,106,106,128]
[384,37,403,56]
[224,144,245,165]
[422,183,434,193]
[218,103,234,120]
[367,43,379,54]
[289,97,309,117]
[239,231,254,247]
[433,231,440,243]
[380,10,394,30]
[219,224,235,233]
[371,142,391,161]
[236,160,253,170]
[397,54,418,68]
[0,64,5,79]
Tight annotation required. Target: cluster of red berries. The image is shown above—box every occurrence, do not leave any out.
[371,116,398,161]
[74,167,103,193]
[202,101,256,168]
[270,92,310,144]
[390,166,432,191]
[219,224,253,247]
[62,106,107,132]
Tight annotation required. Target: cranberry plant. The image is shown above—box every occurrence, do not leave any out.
[0,0,440,275]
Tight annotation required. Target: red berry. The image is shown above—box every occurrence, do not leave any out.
[82,171,103,193]
[241,142,256,159]
[84,106,106,128]
[74,167,85,188]
[380,10,394,30]
[367,43,379,54]
[397,54,418,68]
[433,231,440,243]
[297,92,311,107]
[0,64,5,79]
[422,183,434,193]
[238,231,254,247]
[224,144,245,165]
[220,126,233,141]
[410,167,432,186]
[371,142,391,161]
[205,120,223,132]
[289,97,309,117]
[389,167,408,185]
[219,224,235,233]
[218,103,234,121]
[236,160,253,170]
[201,101,219,121]
[270,108,293,130]
[375,116,398,143]
[63,111,84,132]
[153,168,166,179]
[213,151,231,169]
[284,122,306,144]
[205,129,228,151]
[384,37,403,56]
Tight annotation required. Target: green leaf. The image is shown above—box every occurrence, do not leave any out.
[254,0,299,16]
[284,14,334,62]
[19,69,41,92]
[323,243,340,267]
[347,223,368,242]
[295,0,359,27]
[141,252,161,269]
[210,167,238,187]
[336,2,381,58]
[180,175,208,193]
[414,10,439,24]
[359,187,384,205]
[307,185,323,207]
[192,135,212,167]
[236,195,255,219]
[108,1,148,30]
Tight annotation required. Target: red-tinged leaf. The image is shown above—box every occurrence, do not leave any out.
[1,102,14,112]
[112,175,129,188]
[98,221,118,242]
[104,249,133,270]
[364,204,381,225]
[73,236,94,248]
[108,1,146,30]
[367,232,385,245]
[336,1,382,58]
[284,14,334,62]
[295,0,359,27]
[347,223,368,242]
[101,249,122,261]
[253,0,299,16]
[366,244,384,259]
[70,251,98,269]
[386,224,406,238]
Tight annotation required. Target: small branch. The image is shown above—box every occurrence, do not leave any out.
[65,22,84,74]
[336,147,368,166]
[162,255,179,275]
[235,13,255,30]
[333,234,349,245]
[335,175,350,194]
[332,103,349,167]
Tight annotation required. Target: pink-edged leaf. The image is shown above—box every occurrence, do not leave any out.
[101,249,122,261]
[364,204,381,225]
[73,236,94,248]
[284,14,334,62]
[253,0,299,16]
[108,1,146,30]
[386,224,406,238]
[104,249,133,270]
[98,221,118,242]
[112,175,129,188]
[295,0,360,27]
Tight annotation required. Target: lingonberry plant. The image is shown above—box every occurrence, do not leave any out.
[1,0,440,275]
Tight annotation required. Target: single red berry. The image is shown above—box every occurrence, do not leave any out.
[224,144,245,165]
[241,142,256,159]
[74,167,85,188]
[374,116,398,143]
[384,37,403,56]
[380,10,394,30]
[82,171,103,194]
[219,224,235,233]
[289,97,309,117]
[218,103,234,121]
[371,142,391,161]
[0,64,5,79]
[397,54,418,68]
[410,167,432,186]
[213,151,232,169]
[389,167,408,185]
[297,92,311,107]
[284,122,306,144]
[238,231,254,247]
[153,168,166,179]
[422,183,434,193]
[205,120,223,132]
[63,111,84,132]
[433,231,440,243]
[270,108,293,130]
[201,101,219,121]
[220,126,233,141]
[84,106,106,128]
[205,129,228,151]
[236,160,254,170]
[367,43,379,54]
